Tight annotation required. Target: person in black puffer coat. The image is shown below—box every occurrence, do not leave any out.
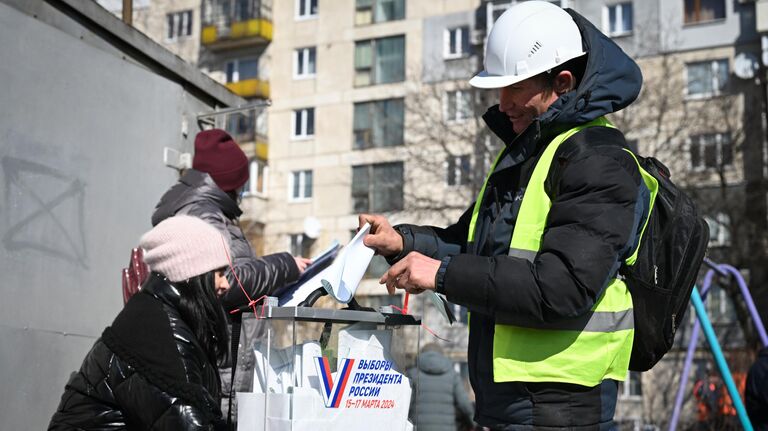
[406,344,475,431]
[49,215,234,430]
[152,129,311,416]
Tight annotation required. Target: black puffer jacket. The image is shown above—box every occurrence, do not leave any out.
[152,169,299,310]
[49,274,224,430]
[392,9,646,430]
[406,351,474,431]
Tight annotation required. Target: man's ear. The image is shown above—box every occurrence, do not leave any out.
[554,70,576,95]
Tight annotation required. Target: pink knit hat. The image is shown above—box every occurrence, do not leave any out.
[139,215,231,282]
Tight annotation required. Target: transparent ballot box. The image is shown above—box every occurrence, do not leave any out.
[236,306,421,431]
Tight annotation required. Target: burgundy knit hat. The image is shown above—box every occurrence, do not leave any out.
[192,129,249,192]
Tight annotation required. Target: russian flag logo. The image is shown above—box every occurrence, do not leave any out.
[315,356,355,408]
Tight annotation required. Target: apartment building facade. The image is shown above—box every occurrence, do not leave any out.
[98,0,767,428]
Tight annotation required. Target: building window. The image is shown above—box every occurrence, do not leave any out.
[684,0,725,25]
[354,98,404,149]
[292,108,315,139]
[446,155,471,186]
[619,371,643,399]
[355,0,405,25]
[352,162,404,212]
[244,159,268,196]
[444,26,470,59]
[294,47,317,79]
[296,0,318,19]
[604,3,633,36]
[705,212,731,247]
[225,58,258,83]
[225,110,255,142]
[289,233,312,257]
[689,133,732,170]
[354,35,405,86]
[289,170,313,201]
[166,10,193,41]
[686,59,728,98]
[705,283,737,323]
[445,90,472,122]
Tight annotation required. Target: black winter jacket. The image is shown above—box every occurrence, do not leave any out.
[406,351,474,431]
[49,274,224,430]
[392,9,647,430]
[152,169,300,311]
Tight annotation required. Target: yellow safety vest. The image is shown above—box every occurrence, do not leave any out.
[467,117,658,387]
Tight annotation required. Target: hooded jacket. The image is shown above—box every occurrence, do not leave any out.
[49,274,224,430]
[152,169,300,311]
[391,10,646,429]
[406,351,474,431]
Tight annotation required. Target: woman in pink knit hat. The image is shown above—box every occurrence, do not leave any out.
[50,216,234,430]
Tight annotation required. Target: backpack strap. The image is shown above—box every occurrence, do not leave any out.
[560,127,657,267]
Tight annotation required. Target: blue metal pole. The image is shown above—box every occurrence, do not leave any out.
[690,286,753,430]
[668,270,717,431]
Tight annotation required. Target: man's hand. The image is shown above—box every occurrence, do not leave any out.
[379,252,441,295]
[358,213,403,258]
[294,256,312,273]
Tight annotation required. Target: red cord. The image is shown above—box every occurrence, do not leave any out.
[221,235,266,317]
[391,300,451,343]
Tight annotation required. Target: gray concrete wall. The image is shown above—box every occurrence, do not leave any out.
[422,10,479,83]
[0,1,237,429]
[657,0,757,52]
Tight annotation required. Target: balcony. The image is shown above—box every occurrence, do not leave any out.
[202,0,272,50]
[225,78,270,99]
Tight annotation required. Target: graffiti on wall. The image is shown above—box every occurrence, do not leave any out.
[2,156,88,268]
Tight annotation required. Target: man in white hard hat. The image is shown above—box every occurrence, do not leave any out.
[360,1,648,429]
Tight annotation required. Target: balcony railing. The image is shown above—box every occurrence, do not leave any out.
[202,0,272,49]
[225,78,270,99]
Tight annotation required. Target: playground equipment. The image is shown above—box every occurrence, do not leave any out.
[668,259,768,431]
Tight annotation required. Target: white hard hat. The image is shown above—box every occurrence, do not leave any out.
[470,1,585,89]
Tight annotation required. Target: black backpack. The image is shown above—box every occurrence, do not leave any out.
[619,155,710,372]
[564,128,710,372]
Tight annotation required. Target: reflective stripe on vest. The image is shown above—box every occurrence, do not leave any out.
[467,117,654,387]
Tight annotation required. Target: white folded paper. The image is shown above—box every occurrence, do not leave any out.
[279,223,375,306]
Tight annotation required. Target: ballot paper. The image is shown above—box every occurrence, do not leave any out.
[427,291,456,324]
[279,224,375,306]
[336,322,394,367]
[252,341,323,393]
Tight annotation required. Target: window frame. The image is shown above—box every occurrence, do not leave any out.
[688,132,732,171]
[293,46,317,79]
[684,59,729,99]
[351,162,404,213]
[444,26,470,59]
[683,0,726,25]
[618,371,643,400]
[295,0,318,20]
[354,35,406,87]
[705,212,731,247]
[225,57,259,83]
[166,9,193,41]
[291,107,315,140]
[288,169,313,202]
[353,98,405,149]
[243,158,268,197]
[288,233,313,257]
[445,154,472,187]
[355,0,405,26]
[603,2,633,37]
[444,90,472,123]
